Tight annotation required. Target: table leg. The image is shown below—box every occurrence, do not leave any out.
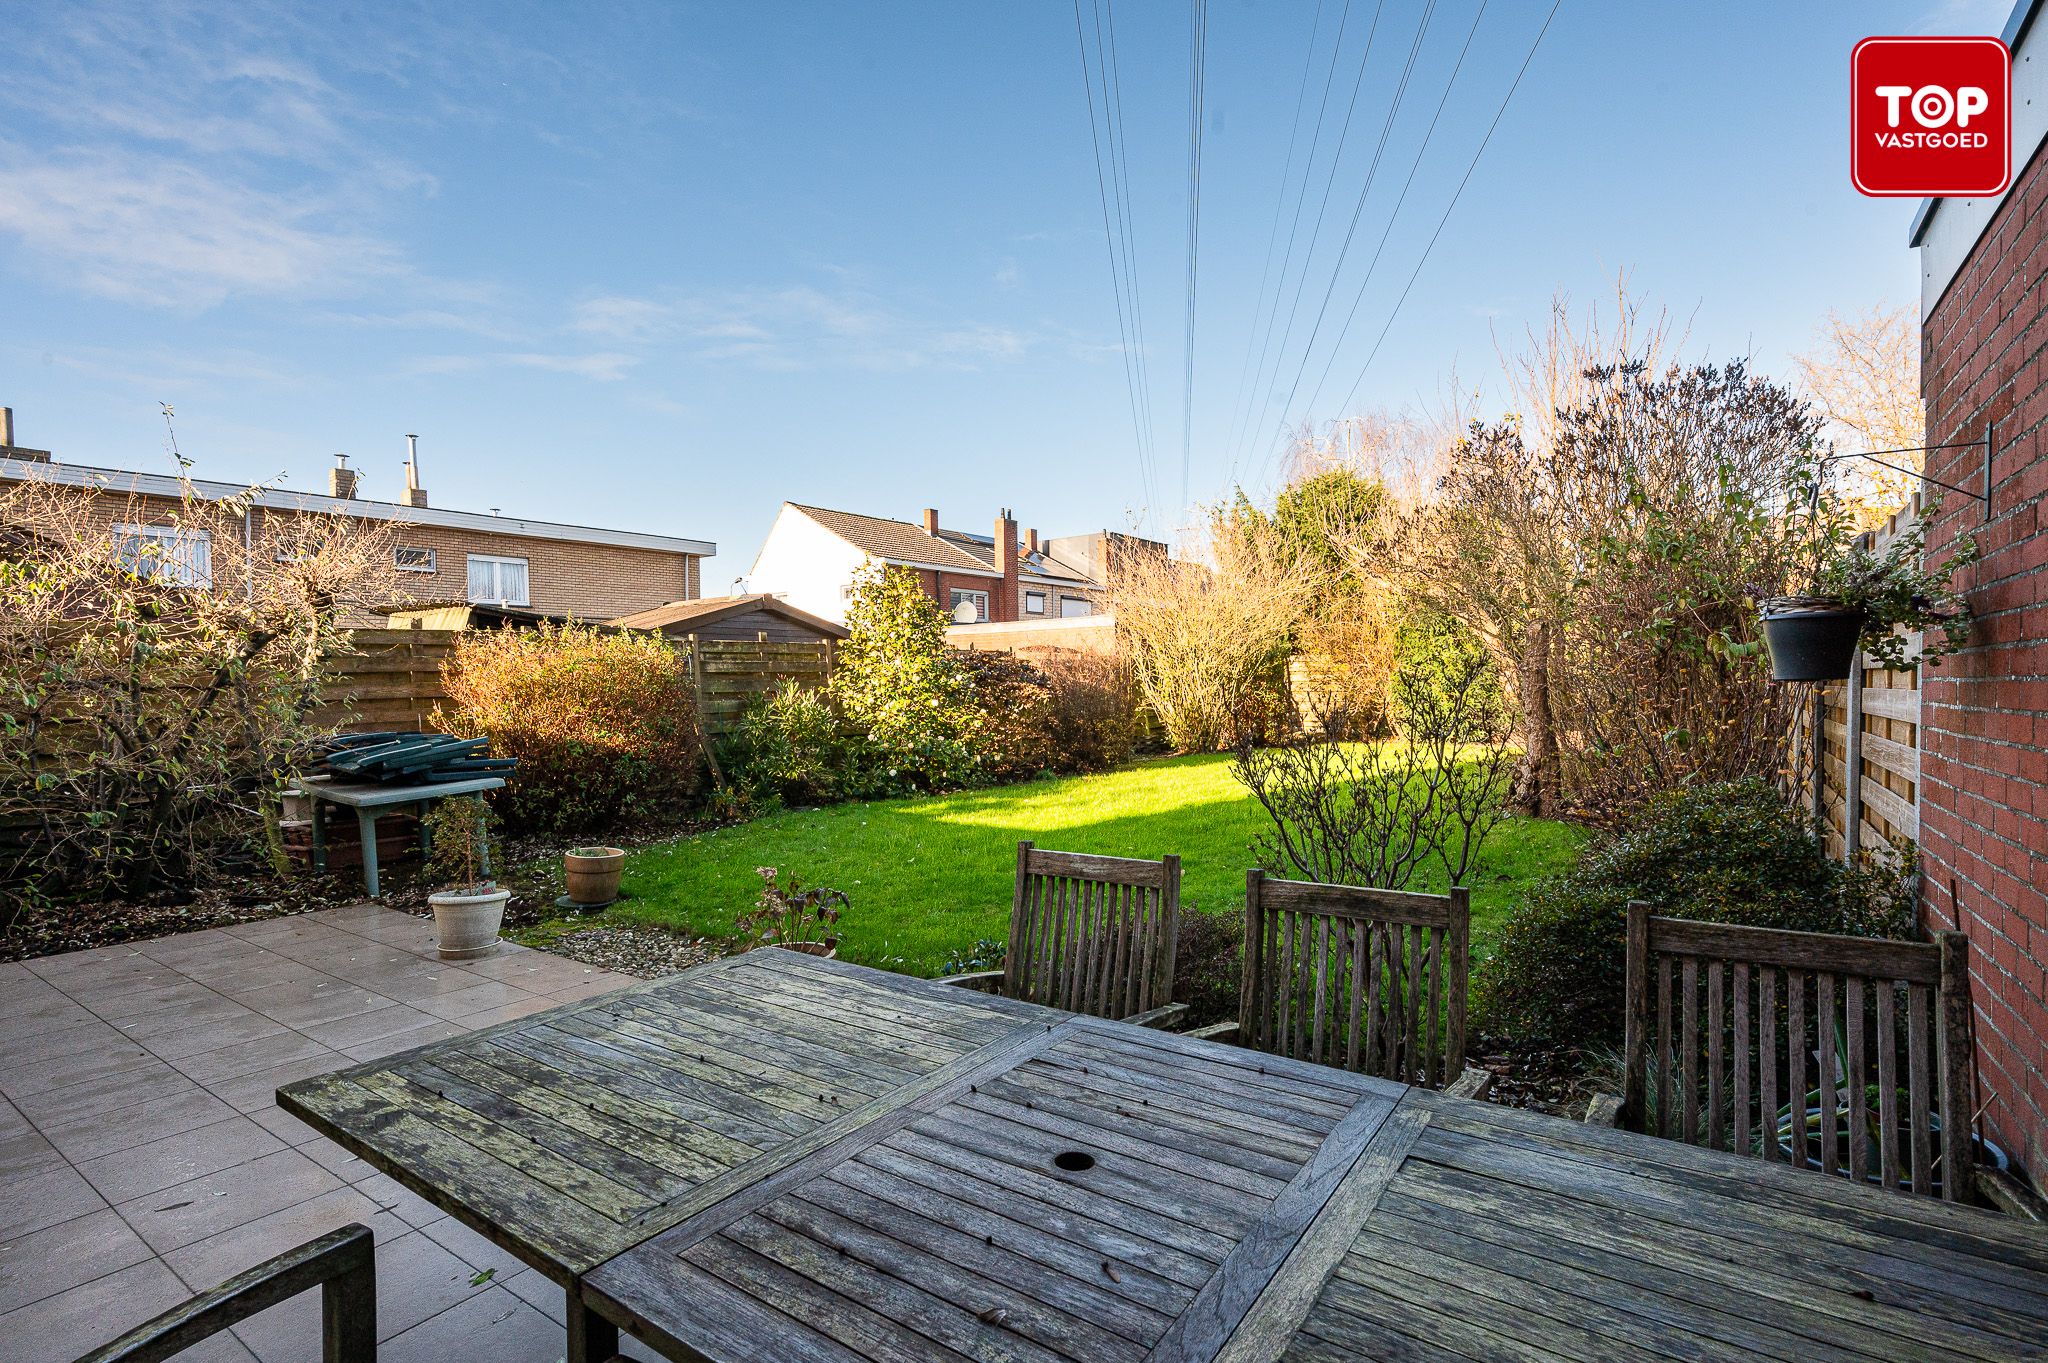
[358,809,380,898]
[476,796,492,879]
[310,802,328,874]
[566,1286,618,1363]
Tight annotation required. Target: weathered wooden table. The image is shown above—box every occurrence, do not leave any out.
[300,774,505,896]
[279,950,2048,1363]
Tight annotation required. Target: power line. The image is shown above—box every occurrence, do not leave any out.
[1267,0,1441,448]
[1336,0,1562,417]
[1294,0,1490,427]
[1071,0,1159,522]
[1216,0,1329,498]
[1231,0,1387,484]
[1222,0,1359,487]
[1097,0,1160,480]
[1181,0,1209,515]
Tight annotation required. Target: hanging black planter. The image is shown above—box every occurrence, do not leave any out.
[1760,597,1866,682]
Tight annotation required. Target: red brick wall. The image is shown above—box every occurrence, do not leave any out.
[1919,137,2048,1179]
[912,568,1006,622]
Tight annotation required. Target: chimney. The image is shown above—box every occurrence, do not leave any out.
[329,452,358,500]
[922,507,940,536]
[0,407,12,447]
[0,407,50,462]
[401,434,428,508]
[1025,527,1039,556]
[995,508,1019,622]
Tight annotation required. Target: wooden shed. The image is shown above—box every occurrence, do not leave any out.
[607,593,848,644]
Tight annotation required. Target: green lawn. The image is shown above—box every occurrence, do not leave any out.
[521,752,1585,976]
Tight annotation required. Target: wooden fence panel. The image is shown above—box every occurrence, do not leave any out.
[1787,496,1923,860]
[313,627,458,734]
[688,636,833,736]
[313,628,835,740]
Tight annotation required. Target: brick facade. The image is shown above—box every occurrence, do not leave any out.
[5,480,703,624]
[1918,135,2048,1179]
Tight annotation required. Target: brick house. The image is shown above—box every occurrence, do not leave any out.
[747,501,1160,625]
[1908,0,2048,1181]
[0,413,714,622]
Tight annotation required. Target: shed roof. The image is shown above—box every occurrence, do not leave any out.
[608,592,849,638]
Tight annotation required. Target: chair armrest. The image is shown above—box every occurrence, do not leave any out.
[1122,1002,1189,1030]
[1583,1092,1625,1127]
[1183,1020,1240,1045]
[1976,1165,2048,1221]
[74,1224,375,1363]
[1443,1067,1494,1101]
[933,969,1004,993]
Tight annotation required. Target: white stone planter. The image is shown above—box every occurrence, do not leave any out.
[429,886,510,960]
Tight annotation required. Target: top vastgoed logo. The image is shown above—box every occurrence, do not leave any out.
[1852,36,2011,198]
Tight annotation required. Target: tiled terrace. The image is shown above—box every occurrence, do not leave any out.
[0,905,651,1363]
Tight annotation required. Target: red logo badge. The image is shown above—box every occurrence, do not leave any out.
[1852,36,2010,197]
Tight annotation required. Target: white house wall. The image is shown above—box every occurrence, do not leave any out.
[747,504,869,623]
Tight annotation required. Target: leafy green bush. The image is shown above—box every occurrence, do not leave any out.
[439,623,701,835]
[955,650,1056,784]
[1391,610,1504,742]
[830,564,981,791]
[720,680,850,808]
[1173,906,1244,1029]
[1475,779,1915,1046]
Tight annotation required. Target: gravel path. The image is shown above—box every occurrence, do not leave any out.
[540,924,726,979]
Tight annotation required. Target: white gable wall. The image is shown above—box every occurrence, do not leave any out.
[747,504,870,623]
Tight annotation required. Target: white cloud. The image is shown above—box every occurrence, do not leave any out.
[0,148,403,308]
[567,284,1037,372]
[407,351,640,382]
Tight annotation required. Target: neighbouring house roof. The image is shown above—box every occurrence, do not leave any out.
[785,503,1096,585]
[0,456,716,558]
[608,592,850,638]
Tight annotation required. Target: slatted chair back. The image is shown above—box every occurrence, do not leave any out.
[1001,841,1181,1020]
[1239,871,1471,1089]
[1620,903,1978,1201]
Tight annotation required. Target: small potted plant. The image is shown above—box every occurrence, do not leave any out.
[424,798,510,960]
[1762,511,1977,682]
[562,846,626,909]
[737,866,845,957]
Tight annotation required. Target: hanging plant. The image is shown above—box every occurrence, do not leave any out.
[1762,500,1977,681]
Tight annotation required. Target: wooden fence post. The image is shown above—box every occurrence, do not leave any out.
[1622,901,1651,1132]
[685,633,725,789]
[1844,654,1866,858]
[1936,926,1977,1202]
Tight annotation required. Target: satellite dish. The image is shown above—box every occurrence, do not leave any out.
[952,600,980,624]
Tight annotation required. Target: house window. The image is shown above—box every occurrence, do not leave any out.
[395,546,437,573]
[466,554,530,606]
[1024,590,1047,615]
[113,524,211,588]
[1060,596,1093,618]
[949,588,989,622]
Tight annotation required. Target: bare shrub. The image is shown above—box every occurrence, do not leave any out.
[0,476,395,907]
[1107,522,1309,752]
[1232,645,1515,890]
[1037,648,1140,772]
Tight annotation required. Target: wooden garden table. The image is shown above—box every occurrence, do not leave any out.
[278,950,2048,1363]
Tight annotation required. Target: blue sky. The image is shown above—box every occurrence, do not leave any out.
[0,0,2007,583]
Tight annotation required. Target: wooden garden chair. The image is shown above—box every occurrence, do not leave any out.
[1190,871,1492,1096]
[939,841,1185,1027]
[73,1224,375,1363]
[1585,903,1986,1203]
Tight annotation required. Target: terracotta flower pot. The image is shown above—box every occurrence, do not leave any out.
[563,847,626,907]
[772,940,838,959]
[429,886,510,960]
